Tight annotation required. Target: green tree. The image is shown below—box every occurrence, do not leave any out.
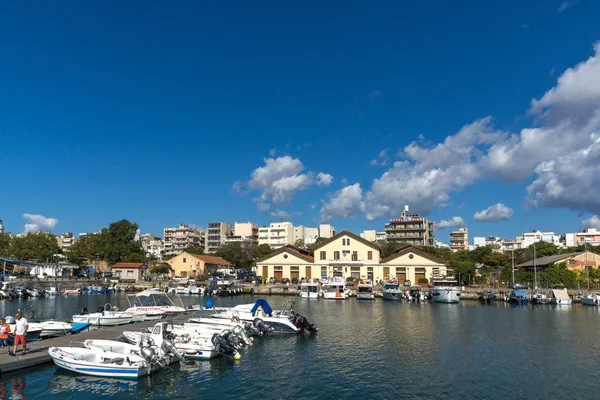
[150,262,172,275]
[381,241,402,259]
[254,243,274,260]
[449,259,476,284]
[67,230,109,266]
[294,239,306,249]
[216,242,254,269]
[8,232,61,261]
[184,247,204,255]
[103,219,145,265]
[0,233,11,256]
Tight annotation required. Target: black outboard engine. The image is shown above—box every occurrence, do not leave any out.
[244,322,261,337]
[96,306,104,313]
[211,331,237,358]
[291,313,318,333]
[80,307,88,315]
[253,318,274,334]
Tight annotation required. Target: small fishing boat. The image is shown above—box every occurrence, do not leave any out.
[124,289,187,317]
[300,280,320,299]
[582,293,600,306]
[530,292,549,305]
[508,289,529,305]
[48,347,152,379]
[72,304,134,326]
[356,280,375,300]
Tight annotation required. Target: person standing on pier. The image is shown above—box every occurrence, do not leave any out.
[11,313,28,355]
[0,318,9,348]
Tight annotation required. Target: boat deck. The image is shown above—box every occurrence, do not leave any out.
[0,315,190,376]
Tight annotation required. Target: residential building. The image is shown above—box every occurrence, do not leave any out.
[318,224,336,239]
[110,262,147,282]
[258,222,295,249]
[140,233,165,260]
[168,252,232,279]
[0,219,4,234]
[360,230,377,242]
[163,224,204,256]
[56,232,77,252]
[473,237,486,248]
[515,251,600,272]
[449,227,468,252]
[294,225,319,245]
[500,237,523,252]
[205,222,233,253]
[30,262,78,278]
[233,222,259,244]
[384,205,436,246]
[256,230,448,283]
[521,230,560,247]
[224,235,254,245]
[562,228,600,247]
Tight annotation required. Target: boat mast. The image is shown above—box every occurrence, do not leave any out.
[533,239,537,290]
[511,249,515,288]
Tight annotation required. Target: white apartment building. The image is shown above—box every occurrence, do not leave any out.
[521,231,560,247]
[258,222,295,249]
[562,228,600,247]
[140,233,165,259]
[319,224,336,239]
[294,226,319,245]
[164,224,205,256]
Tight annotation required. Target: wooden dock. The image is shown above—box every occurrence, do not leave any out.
[0,315,189,376]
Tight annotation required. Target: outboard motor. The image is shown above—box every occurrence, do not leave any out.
[244,322,261,337]
[162,338,183,362]
[253,318,274,334]
[80,307,89,315]
[211,332,240,360]
[96,306,104,313]
[291,314,318,333]
[232,324,253,346]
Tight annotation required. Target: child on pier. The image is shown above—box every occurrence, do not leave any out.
[0,318,9,348]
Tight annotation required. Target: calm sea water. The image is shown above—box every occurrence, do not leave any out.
[1,293,600,399]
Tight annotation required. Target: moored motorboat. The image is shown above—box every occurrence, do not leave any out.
[48,347,151,379]
[124,289,187,317]
[356,280,375,300]
[430,275,461,304]
[508,289,529,305]
[531,292,549,305]
[322,277,349,300]
[300,280,320,299]
[550,289,572,306]
[382,280,401,301]
[582,293,600,306]
[72,305,134,326]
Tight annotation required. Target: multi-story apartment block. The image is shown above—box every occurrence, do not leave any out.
[205,222,233,253]
[561,228,600,247]
[56,232,77,252]
[360,229,385,243]
[294,226,319,245]
[318,224,336,239]
[449,227,468,252]
[164,224,204,256]
[521,231,560,247]
[233,222,258,244]
[0,219,4,234]
[258,222,295,249]
[384,205,436,246]
[140,233,165,259]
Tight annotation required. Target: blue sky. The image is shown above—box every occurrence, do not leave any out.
[2,0,600,242]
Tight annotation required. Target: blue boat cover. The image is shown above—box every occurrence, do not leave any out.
[251,299,273,316]
[512,290,528,297]
[205,298,215,308]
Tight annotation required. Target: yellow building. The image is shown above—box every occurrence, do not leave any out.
[449,227,469,252]
[381,246,449,285]
[168,252,232,279]
[256,231,450,283]
[255,245,314,282]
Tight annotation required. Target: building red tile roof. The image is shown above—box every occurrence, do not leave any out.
[111,263,146,268]
[189,254,232,266]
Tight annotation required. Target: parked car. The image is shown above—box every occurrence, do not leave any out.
[282,278,290,284]
[291,278,298,284]
[269,277,276,284]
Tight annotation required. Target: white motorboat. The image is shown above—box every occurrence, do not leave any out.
[189,286,201,295]
[582,293,600,306]
[63,289,82,295]
[322,277,349,300]
[550,289,572,306]
[175,286,191,295]
[356,280,375,300]
[430,275,461,304]
[122,322,241,360]
[206,299,317,334]
[5,317,43,343]
[300,281,320,299]
[72,304,134,326]
[124,289,187,317]
[39,321,75,338]
[382,281,402,301]
[48,346,152,379]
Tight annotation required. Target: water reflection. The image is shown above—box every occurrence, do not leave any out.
[11,376,26,400]
[48,372,136,396]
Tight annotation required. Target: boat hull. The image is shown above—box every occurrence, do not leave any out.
[323,292,347,300]
[550,299,572,306]
[432,288,461,303]
[582,297,600,306]
[49,348,148,379]
[72,315,133,326]
[300,292,319,299]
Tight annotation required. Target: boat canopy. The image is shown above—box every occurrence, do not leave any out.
[551,289,570,300]
[251,299,273,317]
[512,289,528,297]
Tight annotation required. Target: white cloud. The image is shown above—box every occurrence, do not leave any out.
[583,215,600,229]
[365,118,503,220]
[316,172,334,187]
[269,148,277,157]
[23,213,58,233]
[270,210,291,220]
[557,1,575,13]
[341,178,348,185]
[369,90,382,101]
[437,216,465,229]
[320,183,365,221]
[473,203,514,222]
[370,149,389,167]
